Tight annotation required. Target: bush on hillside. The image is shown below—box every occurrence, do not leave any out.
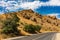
[24,24,41,33]
[34,25,41,32]
[2,14,20,36]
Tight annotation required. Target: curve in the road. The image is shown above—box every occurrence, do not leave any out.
[3,32,60,40]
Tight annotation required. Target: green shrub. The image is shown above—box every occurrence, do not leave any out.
[24,24,35,33]
[34,25,41,32]
[2,14,20,36]
[24,24,41,33]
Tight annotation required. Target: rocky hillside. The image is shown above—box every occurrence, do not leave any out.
[0,9,60,32]
[16,9,60,32]
[0,9,60,39]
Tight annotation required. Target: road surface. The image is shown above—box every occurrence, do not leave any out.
[3,32,60,40]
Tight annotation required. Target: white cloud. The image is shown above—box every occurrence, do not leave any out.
[20,1,41,10]
[47,13,59,16]
[42,0,60,6]
[18,0,60,10]
[0,1,7,7]
[0,0,60,13]
[0,0,60,11]
[47,13,60,19]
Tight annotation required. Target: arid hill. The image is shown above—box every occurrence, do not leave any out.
[0,9,60,39]
[15,9,60,32]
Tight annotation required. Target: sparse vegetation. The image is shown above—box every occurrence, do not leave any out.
[23,15,30,19]
[34,25,41,32]
[31,18,37,22]
[23,24,41,33]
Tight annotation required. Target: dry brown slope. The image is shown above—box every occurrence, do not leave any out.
[0,9,60,32]
[16,9,60,32]
[0,9,60,39]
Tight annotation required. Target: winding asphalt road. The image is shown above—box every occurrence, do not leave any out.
[3,32,60,40]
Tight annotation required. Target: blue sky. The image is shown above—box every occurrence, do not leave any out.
[0,0,60,19]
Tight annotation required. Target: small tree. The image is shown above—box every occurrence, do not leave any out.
[24,24,41,33]
[24,24,35,33]
[2,14,20,36]
[34,25,41,32]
